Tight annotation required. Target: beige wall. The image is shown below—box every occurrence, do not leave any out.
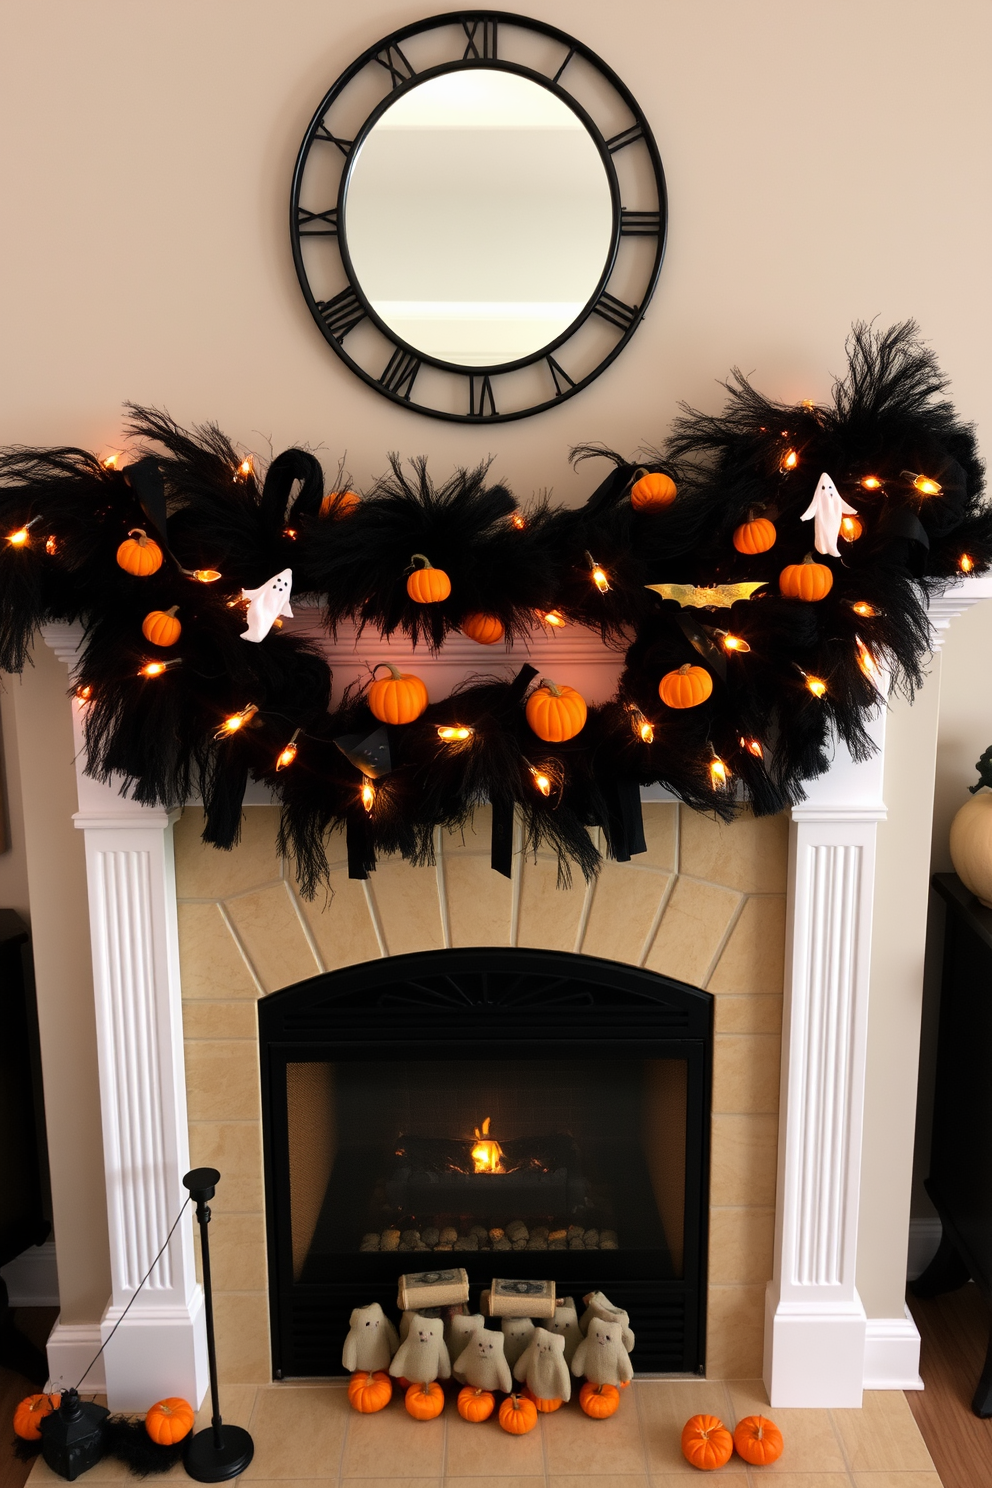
[1,0,990,1342]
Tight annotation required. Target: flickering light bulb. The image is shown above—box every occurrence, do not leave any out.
[908,472,942,496]
[960,553,975,574]
[840,516,862,541]
[740,736,764,759]
[629,708,654,744]
[140,661,166,677]
[437,726,474,742]
[7,515,40,547]
[856,637,882,686]
[237,456,253,478]
[721,633,750,654]
[782,448,799,471]
[590,563,610,593]
[361,778,375,813]
[213,703,258,739]
[276,730,300,771]
[75,684,92,701]
[283,527,298,540]
[511,512,526,529]
[805,675,827,698]
[539,609,566,628]
[102,453,119,469]
[851,601,877,618]
[860,476,882,491]
[192,568,222,583]
[45,535,58,555]
[709,754,729,789]
[530,766,552,797]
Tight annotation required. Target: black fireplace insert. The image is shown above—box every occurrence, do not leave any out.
[259,947,712,1376]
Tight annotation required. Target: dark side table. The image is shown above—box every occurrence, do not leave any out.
[913,872,992,1416]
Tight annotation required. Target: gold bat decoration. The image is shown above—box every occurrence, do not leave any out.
[645,580,767,610]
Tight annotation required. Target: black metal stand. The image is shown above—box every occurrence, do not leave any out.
[182,1169,254,1482]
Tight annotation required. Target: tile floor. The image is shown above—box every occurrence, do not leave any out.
[28,1379,942,1488]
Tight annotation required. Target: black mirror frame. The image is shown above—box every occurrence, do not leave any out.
[290,10,668,423]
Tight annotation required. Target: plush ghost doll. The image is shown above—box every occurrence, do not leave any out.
[453,1328,512,1394]
[580,1290,635,1352]
[389,1315,451,1383]
[513,1327,571,1403]
[571,1317,633,1387]
[448,1312,486,1363]
[240,568,293,642]
[500,1316,535,1370]
[341,1302,399,1374]
[547,1296,582,1365]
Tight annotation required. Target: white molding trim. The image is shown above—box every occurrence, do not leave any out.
[46,1322,105,1394]
[0,1240,59,1306]
[40,623,208,1412]
[864,1306,923,1390]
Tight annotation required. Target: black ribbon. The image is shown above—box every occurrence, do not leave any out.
[675,611,728,681]
[599,774,647,863]
[346,811,377,880]
[490,799,514,878]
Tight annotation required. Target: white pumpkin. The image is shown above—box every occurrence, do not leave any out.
[949,790,992,907]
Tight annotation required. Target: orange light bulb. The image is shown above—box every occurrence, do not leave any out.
[283,527,298,540]
[276,730,300,771]
[782,448,799,471]
[192,568,222,583]
[960,553,975,574]
[860,476,882,491]
[437,726,474,742]
[805,675,827,698]
[856,637,882,686]
[851,601,877,618]
[511,512,526,529]
[912,473,941,496]
[213,703,258,740]
[45,535,58,555]
[7,527,29,546]
[722,633,751,653]
[361,778,375,813]
[75,684,92,701]
[237,456,253,479]
[740,736,764,759]
[591,566,610,593]
[629,708,654,744]
[140,661,166,677]
[709,755,729,789]
[530,767,552,797]
[539,609,566,628]
[840,515,863,541]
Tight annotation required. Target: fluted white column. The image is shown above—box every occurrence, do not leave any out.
[42,624,207,1412]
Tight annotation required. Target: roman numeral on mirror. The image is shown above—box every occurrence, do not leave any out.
[462,18,498,59]
[606,124,644,153]
[314,123,353,157]
[316,287,366,342]
[296,207,338,238]
[551,46,576,84]
[546,356,576,398]
[469,375,498,418]
[592,290,638,331]
[379,348,421,400]
[620,209,661,237]
[374,44,417,88]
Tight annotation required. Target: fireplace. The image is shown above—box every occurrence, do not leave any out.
[259,948,712,1377]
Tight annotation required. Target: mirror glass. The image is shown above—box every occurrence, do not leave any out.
[342,70,615,368]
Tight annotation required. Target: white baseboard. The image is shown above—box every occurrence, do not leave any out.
[864,1305,923,1390]
[46,1320,105,1393]
[908,1217,942,1281]
[1,1240,59,1306]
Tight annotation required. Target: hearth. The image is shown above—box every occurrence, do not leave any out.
[259,948,712,1377]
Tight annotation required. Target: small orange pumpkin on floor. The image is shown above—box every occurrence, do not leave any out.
[525,678,588,741]
[461,612,505,645]
[457,1385,495,1422]
[522,1385,562,1412]
[579,1382,620,1419]
[116,527,163,576]
[406,554,452,604]
[733,1413,784,1466]
[733,515,777,554]
[405,1381,444,1420]
[367,663,429,724]
[319,489,360,518]
[631,471,677,510]
[498,1392,538,1434]
[145,1397,195,1445]
[659,663,713,709]
[348,1370,392,1413]
[680,1414,733,1471]
[141,606,181,646]
[13,1393,60,1441]
[779,553,833,601]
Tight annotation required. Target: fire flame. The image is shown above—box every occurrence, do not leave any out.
[471,1117,504,1174]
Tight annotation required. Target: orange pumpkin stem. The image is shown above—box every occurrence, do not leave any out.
[373,662,404,681]
[410,553,432,569]
[538,677,563,697]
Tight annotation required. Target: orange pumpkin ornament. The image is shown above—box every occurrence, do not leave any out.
[680,1414,734,1471]
[733,516,777,554]
[659,663,713,709]
[116,528,163,576]
[348,1371,392,1413]
[405,1381,445,1420]
[840,513,864,542]
[733,1414,784,1466]
[498,1392,538,1435]
[141,606,181,646]
[406,554,452,604]
[522,1385,562,1412]
[13,1393,60,1441]
[320,489,360,518]
[631,471,677,510]
[368,663,429,725]
[457,1386,496,1422]
[462,612,505,645]
[145,1397,195,1445]
[779,553,833,601]
[525,678,587,742]
[579,1382,620,1419]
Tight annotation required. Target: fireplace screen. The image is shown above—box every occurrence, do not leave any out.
[261,949,711,1377]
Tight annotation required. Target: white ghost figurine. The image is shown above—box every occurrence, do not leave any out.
[453,1328,512,1393]
[448,1312,486,1362]
[513,1327,571,1403]
[241,567,293,642]
[389,1314,450,1383]
[801,473,857,558]
[580,1291,635,1353]
[571,1316,633,1387]
[341,1302,399,1374]
[547,1296,582,1365]
[501,1316,535,1370]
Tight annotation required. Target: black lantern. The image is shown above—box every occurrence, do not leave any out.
[182,1168,254,1482]
[39,1388,110,1481]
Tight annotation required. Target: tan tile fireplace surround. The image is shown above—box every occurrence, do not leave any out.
[176,801,786,1387]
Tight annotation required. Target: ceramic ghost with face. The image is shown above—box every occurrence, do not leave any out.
[547,1296,582,1365]
[341,1302,399,1374]
[240,568,293,641]
[500,1316,535,1370]
[571,1316,633,1387]
[513,1326,571,1402]
[389,1314,451,1383]
[448,1312,486,1363]
[453,1327,512,1393]
[801,472,857,558]
[580,1290,635,1352]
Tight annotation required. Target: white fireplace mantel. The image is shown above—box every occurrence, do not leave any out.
[40,576,992,1408]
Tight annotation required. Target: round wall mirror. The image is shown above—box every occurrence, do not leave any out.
[291,13,666,422]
